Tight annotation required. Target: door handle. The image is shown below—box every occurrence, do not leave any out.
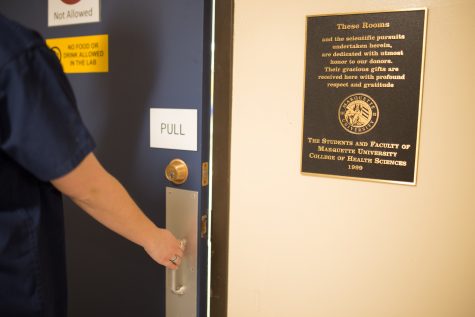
[165,159,189,185]
[170,239,187,296]
[170,269,186,295]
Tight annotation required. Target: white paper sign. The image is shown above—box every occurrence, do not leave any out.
[48,0,100,27]
[150,108,198,151]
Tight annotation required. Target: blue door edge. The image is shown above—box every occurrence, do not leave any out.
[198,0,213,316]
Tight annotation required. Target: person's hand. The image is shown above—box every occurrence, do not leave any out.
[144,227,185,269]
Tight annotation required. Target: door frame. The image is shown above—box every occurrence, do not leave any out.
[210,0,234,316]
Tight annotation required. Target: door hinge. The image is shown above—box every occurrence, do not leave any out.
[201,215,208,239]
[202,162,209,187]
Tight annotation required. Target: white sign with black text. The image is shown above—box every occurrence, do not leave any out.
[150,108,198,151]
[48,0,100,27]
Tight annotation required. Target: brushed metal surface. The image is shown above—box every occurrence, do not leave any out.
[166,187,198,317]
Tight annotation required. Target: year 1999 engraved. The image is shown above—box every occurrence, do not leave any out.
[348,164,363,170]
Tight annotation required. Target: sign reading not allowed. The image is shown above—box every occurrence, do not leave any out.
[48,0,100,27]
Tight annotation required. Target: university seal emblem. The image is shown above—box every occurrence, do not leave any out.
[338,93,379,135]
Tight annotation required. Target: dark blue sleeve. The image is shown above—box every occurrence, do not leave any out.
[0,44,95,181]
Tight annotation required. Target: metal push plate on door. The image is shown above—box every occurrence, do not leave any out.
[166,187,198,317]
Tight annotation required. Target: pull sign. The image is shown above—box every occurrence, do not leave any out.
[150,108,198,151]
[48,0,101,27]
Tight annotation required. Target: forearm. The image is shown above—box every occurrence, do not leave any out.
[52,153,156,249]
[51,153,183,269]
[71,172,156,249]
[51,153,184,269]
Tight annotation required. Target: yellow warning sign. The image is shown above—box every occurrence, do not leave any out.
[46,34,108,73]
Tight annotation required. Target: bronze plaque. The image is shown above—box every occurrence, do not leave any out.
[301,9,427,185]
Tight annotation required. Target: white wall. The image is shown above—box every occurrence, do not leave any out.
[228,1,475,316]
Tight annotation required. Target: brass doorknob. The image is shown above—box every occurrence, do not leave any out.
[165,159,189,184]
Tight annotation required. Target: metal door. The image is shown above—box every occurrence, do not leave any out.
[0,1,212,316]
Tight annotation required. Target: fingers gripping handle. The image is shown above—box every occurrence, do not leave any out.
[179,239,187,251]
